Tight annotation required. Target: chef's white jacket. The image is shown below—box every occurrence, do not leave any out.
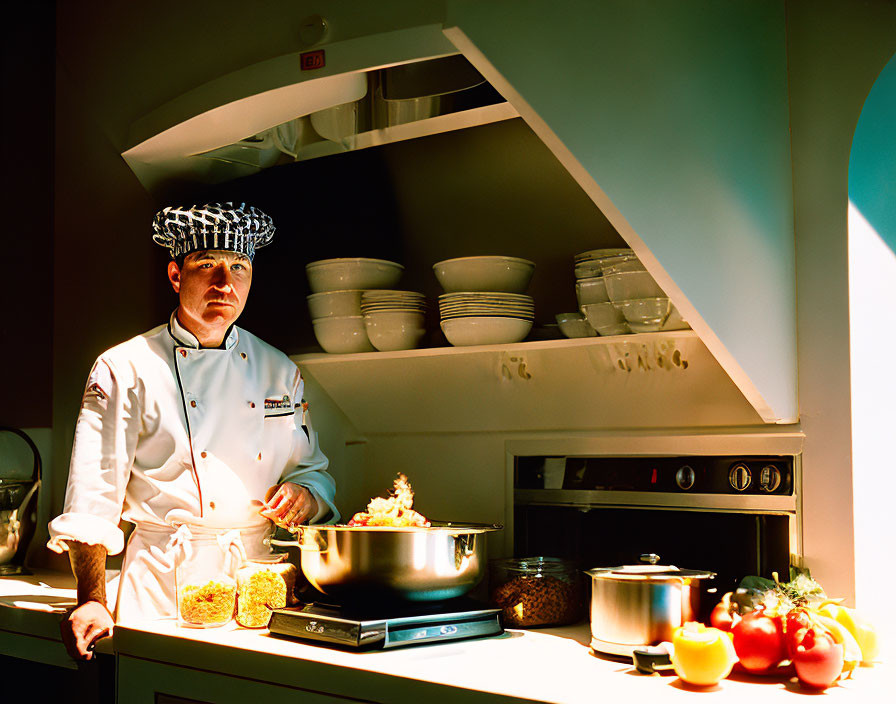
[48,311,338,621]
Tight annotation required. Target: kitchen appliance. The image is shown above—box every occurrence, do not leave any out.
[512,453,798,654]
[585,554,715,656]
[268,597,503,651]
[0,427,41,576]
[270,522,501,605]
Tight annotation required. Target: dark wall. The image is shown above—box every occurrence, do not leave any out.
[1,3,55,427]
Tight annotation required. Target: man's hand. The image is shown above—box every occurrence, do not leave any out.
[62,541,112,660]
[259,482,319,530]
[60,600,114,661]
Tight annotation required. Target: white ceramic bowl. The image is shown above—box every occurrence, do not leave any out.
[555,312,597,338]
[307,290,363,319]
[306,258,404,293]
[575,276,610,306]
[614,297,672,333]
[604,270,665,302]
[580,302,629,336]
[441,316,533,346]
[433,256,535,293]
[312,316,375,354]
[363,311,426,352]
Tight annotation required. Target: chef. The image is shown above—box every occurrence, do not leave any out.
[48,202,338,660]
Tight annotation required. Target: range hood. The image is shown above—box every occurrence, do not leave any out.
[117,2,798,426]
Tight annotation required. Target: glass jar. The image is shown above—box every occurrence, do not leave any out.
[235,553,298,628]
[174,529,244,628]
[489,556,584,628]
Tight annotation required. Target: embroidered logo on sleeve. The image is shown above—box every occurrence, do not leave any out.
[264,394,291,411]
[83,361,112,408]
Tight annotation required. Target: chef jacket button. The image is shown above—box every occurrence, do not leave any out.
[257,452,262,461]
[209,501,216,510]
[180,349,187,357]
[249,401,255,408]
[201,451,208,459]
[190,400,197,408]
[241,352,247,360]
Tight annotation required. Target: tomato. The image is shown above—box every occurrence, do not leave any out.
[792,627,844,690]
[709,592,740,632]
[671,622,738,686]
[731,608,786,673]
[784,608,813,658]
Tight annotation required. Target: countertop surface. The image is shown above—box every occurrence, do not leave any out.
[1,570,891,702]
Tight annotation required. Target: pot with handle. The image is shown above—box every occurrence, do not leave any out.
[270,521,502,605]
[586,553,715,657]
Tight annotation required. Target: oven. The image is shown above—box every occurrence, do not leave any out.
[507,442,802,623]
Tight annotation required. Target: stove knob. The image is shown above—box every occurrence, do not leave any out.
[675,465,696,490]
[728,463,752,492]
[759,464,782,493]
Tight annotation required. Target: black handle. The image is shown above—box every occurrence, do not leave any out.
[632,647,673,674]
[0,426,42,483]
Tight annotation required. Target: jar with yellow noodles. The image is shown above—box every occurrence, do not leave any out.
[235,554,298,628]
[174,528,245,628]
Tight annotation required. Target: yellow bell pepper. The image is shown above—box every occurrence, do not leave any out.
[671,622,738,686]
[819,604,880,664]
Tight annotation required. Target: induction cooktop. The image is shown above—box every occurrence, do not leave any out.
[267,598,503,650]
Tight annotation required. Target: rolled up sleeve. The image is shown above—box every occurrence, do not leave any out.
[278,369,339,524]
[47,358,137,555]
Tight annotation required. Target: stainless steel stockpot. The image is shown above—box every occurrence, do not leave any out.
[585,554,715,657]
[271,522,501,605]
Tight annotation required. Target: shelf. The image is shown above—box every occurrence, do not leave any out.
[291,331,764,435]
[293,102,520,162]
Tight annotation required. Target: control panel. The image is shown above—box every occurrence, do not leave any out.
[515,455,795,496]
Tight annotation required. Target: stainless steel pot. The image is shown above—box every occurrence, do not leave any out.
[271,522,501,605]
[585,554,715,657]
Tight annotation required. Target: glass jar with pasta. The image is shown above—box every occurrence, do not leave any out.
[173,527,245,628]
[235,553,298,628]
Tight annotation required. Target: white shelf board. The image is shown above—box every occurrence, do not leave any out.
[294,101,520,162]
[291,331,765,434]
[295,330,690,364]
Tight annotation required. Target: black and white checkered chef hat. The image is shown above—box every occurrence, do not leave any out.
[151,202,275,261]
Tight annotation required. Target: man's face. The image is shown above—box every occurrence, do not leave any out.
[168,250,253,331]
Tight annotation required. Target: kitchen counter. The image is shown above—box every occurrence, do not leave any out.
[1,571,891,703]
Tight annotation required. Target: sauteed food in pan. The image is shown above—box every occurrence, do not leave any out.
[346,473,430,527]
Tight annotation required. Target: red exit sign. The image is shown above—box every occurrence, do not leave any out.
[300,50,325,71]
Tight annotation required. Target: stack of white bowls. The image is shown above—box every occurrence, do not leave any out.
[305,258,404,353]
[433,256,536,346]
[574,248,634,336]
[360,290,427,352]
[576,250,691,335]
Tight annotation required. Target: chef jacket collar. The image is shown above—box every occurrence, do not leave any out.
[167,310,239,350]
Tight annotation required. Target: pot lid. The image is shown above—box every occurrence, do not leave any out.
[585,553,715,580]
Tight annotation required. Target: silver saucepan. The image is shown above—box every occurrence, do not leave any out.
[586,553,715,657]
[270,522,502,604]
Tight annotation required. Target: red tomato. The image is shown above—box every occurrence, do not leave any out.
[709,592,740,631]
[785,609,813,658]
[793,627,844,690]
[731,609,786,673]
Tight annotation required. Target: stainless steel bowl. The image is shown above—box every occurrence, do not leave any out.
[271,522,501,604]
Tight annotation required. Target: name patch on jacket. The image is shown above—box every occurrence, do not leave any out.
[264,394,291,411]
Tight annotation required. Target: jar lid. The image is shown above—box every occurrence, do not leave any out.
[491,556,576,573]
[248,552,289,564]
